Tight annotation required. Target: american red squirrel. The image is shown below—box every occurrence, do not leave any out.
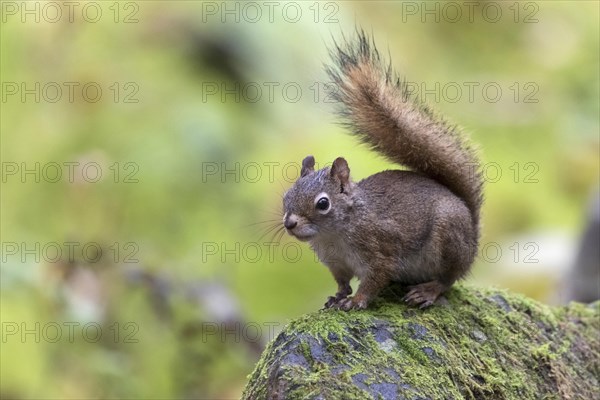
[283,31,483,310]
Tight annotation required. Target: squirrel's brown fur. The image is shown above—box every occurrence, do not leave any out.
[326,31,483,233]
[282,31,484,310]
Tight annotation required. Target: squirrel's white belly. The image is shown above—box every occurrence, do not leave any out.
[310,236,368,279]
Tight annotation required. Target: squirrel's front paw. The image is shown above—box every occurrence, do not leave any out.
[336,296,368,311]
[323,296,340,309]
[323,294,347,309]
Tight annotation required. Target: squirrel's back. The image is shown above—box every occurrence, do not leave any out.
[326,30,483,237]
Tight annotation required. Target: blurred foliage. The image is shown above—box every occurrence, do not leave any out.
[1,1,598,399]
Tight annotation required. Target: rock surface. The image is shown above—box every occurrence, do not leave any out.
[242,285,599,399]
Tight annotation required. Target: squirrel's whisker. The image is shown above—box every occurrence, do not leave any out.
[258,222,284,242]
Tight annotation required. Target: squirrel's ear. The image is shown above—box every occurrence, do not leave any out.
[300,155,315,178]
[330,157,350,192]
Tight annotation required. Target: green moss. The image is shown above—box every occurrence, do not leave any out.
[298,340,313,363]
[242,285,600,399]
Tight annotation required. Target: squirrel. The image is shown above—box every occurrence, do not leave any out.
[282,31,484,311]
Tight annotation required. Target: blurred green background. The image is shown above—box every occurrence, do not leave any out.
[1,1,598,398]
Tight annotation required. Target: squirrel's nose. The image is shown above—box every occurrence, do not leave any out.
[284,215,298,230]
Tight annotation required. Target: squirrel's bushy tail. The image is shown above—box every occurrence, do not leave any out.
[326,30,483,232]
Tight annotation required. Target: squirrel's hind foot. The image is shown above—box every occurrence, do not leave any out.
[402,281,448,309]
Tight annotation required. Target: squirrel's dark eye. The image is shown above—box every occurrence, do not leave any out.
[316,197,330,211]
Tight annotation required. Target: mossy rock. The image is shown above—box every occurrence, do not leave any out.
[243,285,599,399]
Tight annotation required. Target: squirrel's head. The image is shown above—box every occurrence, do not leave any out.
[282,155,356,242]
